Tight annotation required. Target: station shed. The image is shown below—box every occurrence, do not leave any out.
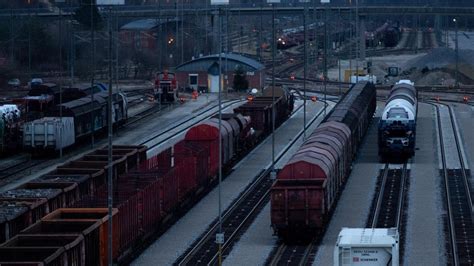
[120,18,182,52]
[175,53,265,93]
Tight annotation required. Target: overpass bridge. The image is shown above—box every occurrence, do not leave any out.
[1,5,474,19]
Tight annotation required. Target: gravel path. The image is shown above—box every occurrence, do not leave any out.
[438,104,462,169]
[451,102,474,188]
[312,104,382,266]
[403,103,446,266]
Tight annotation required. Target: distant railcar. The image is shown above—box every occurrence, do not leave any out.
[154,71,178,103]
[23,91,128,152]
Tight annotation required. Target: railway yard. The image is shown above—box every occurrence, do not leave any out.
[1,2,474,266]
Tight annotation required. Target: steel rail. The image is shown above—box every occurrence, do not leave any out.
[371,164,389,228]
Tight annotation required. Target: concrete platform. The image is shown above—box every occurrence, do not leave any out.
[404,103,446,266]
[132,100,327,265]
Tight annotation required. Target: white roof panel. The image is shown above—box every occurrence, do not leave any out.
[336,228,399,247]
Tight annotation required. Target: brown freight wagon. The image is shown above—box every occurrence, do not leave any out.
[0,199,49,244]
[21,220,103,266]
[42,208,119,266]
[1,234,86,266]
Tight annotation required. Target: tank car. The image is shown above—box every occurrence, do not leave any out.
[378,80,417,159]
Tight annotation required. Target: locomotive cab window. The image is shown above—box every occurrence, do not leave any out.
[387,108,408,119]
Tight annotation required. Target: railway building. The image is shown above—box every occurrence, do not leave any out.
[174,53,265,93]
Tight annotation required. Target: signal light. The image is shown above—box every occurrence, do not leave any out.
[463,96,469,103]
[311,96,317,102]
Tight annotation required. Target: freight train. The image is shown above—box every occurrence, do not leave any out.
[0,87,294,264]
[0,83,109,155]
[17,83,107,120]
[270,81,376,241]
[378,80,417,159]
[23,91,128,153]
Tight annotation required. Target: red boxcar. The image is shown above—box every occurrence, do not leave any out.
[271,82,375,241]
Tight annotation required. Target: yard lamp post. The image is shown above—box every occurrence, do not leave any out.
[267,0,280,180]
[211,1,229,265]
[300,0,309,140]
[322,0,330,116]
[96,2,123,266]
[453,18,459,89]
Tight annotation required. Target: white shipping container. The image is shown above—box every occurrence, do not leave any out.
[350,75,377,84]
[334,228,399,266]
[23,117,75,150]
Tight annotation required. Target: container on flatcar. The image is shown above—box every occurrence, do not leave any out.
[334,228,399,266]
[23,117,76,152]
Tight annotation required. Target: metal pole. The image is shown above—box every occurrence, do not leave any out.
[176,1,179,65]
[70,10,75,87]
[349,2,352,73]
[259,3,263,61]
[323,3,327,116]
[10,9,14,63]
[28,5,32,80]
[217,8,223,266]
[338,58,341,95]
[107,7,114,266]
[90,2,95,147]
[181,1,184,64]
[271,3,276,179]
[59,8,63,159]
[454,18,459,88]
[303,3,307,140]
[116,11,119,93]
[355,0,359,83]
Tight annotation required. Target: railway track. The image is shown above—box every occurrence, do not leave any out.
[267,242,315,266]
[176,101,331,266]
[0,157,47,181]
[367,163,409,229]
[433,102,474,266]
[364,162,409,263]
